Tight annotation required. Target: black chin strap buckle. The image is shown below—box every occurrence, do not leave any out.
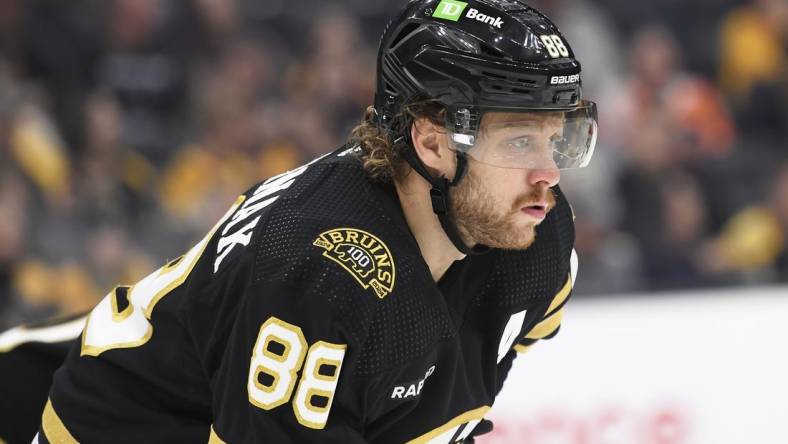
[430,185,448,215]
[449,152,468,186]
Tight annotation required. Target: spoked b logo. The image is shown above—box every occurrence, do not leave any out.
[432,0,468,21]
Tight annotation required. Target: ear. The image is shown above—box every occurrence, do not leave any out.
[410,117,455,179]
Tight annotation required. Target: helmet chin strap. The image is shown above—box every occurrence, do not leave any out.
[397,135,490,256]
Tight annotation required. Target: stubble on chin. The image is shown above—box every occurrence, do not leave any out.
[451,175,556,250]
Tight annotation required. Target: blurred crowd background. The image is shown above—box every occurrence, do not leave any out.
[0,0,785,329]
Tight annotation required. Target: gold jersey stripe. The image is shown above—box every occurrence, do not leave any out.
[547,275,572,314]
[514,344,532,354]
[208,426,226,444]
[42,399,78,444]
[407,405,491,443]
[526,309,563,340]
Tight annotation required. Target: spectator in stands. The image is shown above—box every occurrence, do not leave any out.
[159,106,255,234]
[287,7,374,146]
[647,172,717,289]
[20,0,103,154]
[0,0,24,73]
[701,163,788,283]
[84,224,153,294]
[7,98,74,211]
[615,112,719,289]
[98,0,189,163]
[608,25,735,161]
[774,166,788,281]
[0,170,32,329]
[0,0,785,328]
[74,90,157,228]
[719,0,787,143]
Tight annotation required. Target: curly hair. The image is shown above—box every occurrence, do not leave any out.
[350,98,446,183]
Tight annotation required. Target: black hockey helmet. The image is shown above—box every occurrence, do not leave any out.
[372,0,597,254]
[374,0,597,170]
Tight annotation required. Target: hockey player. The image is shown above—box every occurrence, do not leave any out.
[3,0,598,442]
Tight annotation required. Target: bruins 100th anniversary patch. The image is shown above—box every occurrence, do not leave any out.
[313,228,395,298]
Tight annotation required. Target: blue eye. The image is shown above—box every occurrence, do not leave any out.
[508,137,531,150]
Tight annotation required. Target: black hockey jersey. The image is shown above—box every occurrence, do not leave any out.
[35,146,576,443]
[0,314,84,444]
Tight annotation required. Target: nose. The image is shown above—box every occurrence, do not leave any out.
[527,165,561,188]
[525,142,561,187]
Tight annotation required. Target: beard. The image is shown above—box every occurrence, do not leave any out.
[450,169,556,250]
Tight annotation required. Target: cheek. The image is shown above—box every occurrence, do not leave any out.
[476,169,520,207]
[494,169,519,191]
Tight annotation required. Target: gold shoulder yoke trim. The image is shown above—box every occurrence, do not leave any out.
[42,399,78,444]
[208,426,226,444]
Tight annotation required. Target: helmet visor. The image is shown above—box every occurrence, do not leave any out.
[447,100,597,170]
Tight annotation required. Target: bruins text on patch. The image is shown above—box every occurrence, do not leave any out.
[313,228,396,298]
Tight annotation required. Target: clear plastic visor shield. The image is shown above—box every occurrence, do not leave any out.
[446,100,598,170]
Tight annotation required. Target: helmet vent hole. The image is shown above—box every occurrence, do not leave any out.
[481,71,507,80]
[390,23,421,48]
[478,42,506,59]
[513,78,538,86]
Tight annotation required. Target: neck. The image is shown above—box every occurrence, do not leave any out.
[394,171,467,282]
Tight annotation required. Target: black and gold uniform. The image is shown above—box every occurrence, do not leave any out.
[33,147,575,443]
[1,0,599,440]
[0,315,84,444]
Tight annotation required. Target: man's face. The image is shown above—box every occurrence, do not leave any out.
[448,112,561,250]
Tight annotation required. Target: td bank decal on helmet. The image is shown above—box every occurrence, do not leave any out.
[314,228,396,298]
[433,1,505,29]
[466,8,504,28]
[432,0,468,21]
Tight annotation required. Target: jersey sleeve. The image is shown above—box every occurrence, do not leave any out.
[36,165,385,443]
[0,314,84,444]
[513,258,575,354]
[494,248,578,400]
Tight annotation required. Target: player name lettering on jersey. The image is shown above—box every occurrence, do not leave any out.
[391,365,436,400]
[214,156,325,273]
